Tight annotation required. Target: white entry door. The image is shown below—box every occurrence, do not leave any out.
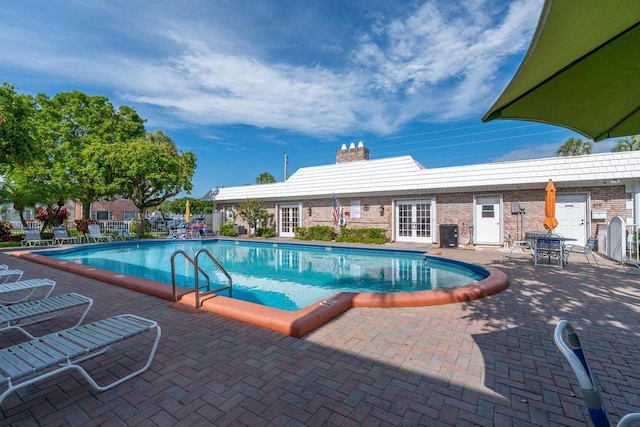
[474,195,502,245]
[555,194,587,246]
[395,199,434,243]
[279,204,300,237]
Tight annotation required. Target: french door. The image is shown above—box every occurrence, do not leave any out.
[395,199,434,243]
[279,204,300,237]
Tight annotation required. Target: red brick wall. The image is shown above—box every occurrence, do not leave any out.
[223,184,632,242]
[501,185,630,239]
[90,197,138,220]
[336,146,369,163]
[435,193,474,244]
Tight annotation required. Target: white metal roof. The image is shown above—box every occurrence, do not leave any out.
[205,150,640,202]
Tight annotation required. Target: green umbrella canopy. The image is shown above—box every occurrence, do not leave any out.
[482,0,640,141]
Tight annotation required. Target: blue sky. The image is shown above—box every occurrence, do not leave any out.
[0,0,617,197]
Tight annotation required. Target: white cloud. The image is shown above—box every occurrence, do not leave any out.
[494,135,618,162]
[0,0,545,138]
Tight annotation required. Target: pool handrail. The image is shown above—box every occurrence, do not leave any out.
[170,250,211,302]
[170,249,233,308]
[194,249,233,307]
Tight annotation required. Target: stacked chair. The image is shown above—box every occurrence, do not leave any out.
[0,264,161,407]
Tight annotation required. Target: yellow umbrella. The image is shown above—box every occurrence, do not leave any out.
[185,200,191,224]
[542,179,558,231]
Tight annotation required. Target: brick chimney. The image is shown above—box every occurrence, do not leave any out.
[336,141,369,163]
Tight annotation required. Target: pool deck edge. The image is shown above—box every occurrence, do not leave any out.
[10,247,509,338]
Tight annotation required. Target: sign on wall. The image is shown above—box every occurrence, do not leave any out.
[350,200,361,219]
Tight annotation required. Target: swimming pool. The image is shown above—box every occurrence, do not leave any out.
[42,239,488,311]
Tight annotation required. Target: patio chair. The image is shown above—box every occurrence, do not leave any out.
[0,313,161,407]
[506,231,531,259]
[565,237,599,267]
[621,257,640,275]
[534,237,566,267]
[0,268,23,284]
[554,320,640,427]
[88,224,112,242]
[0,292,92,339]
[0,278,55,305]
[20,229,53,247]
[188,224,202,239]
[168,228,187,240]
[117,227,136,240]
[53,227,80,245]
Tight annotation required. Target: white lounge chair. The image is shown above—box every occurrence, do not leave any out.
[554,320,640,427]
[0,268,23,284]
[621,257,640,275]
[88,224,112,242]
[0,314,161,406]
[20,229,53,247]
[0,278,55,305]
[0,293,92,339]
[53,227,79,245]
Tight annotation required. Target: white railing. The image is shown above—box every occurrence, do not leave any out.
[97,220,133,233]
[626,223,639,262]
[8,220,133,233]
[8,220,44,231]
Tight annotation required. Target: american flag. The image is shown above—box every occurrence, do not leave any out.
[332,195,340,225]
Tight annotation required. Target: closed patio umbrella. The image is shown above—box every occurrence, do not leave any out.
[482,0,640,141]
[185,200,191,224]
[543,179,558,231]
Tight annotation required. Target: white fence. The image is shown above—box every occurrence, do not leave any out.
[8,220,134,233]
[596,217,639,262]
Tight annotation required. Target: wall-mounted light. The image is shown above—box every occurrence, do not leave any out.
[363,204,369,211]
[378,205,385,216]
[307,206,312,216]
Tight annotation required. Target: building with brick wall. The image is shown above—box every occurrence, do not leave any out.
[76,197,138,221]
[204,143,640,247]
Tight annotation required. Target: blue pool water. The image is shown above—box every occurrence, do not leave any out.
[44,239,488,311]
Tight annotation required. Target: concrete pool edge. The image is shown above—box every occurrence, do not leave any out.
[10,248,509,338]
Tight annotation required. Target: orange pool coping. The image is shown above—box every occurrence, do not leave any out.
[11,249,508,338]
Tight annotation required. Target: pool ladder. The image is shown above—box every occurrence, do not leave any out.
[170,249,233,308]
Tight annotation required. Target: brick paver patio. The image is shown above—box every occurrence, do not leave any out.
[0,243,638,426]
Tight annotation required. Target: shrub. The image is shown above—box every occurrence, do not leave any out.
[35,206,70,227]
[295,226,336,241]
[74,219,97,235]
[219,221,237,237]
[257,227,276,238]
[336,228,388,244]
[0,220,12,242]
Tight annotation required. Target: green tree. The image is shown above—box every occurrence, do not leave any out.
[612,135,640,152]
[0,83,39,170]
[34,180,83,230]
[1,164,83,231]
[101,131,197,235]
[256,172,276,184]
[0,177,42,228]
[556,137,593,156]
[162,197,210,217]
[236,199,269,234]
[34,91,146,218]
